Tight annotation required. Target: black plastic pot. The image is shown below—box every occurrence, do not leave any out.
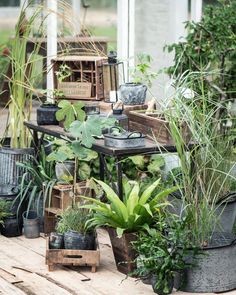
[64,230,95,250]
[151,275,174,295]
[23,210,40,239]
[1,215,23,237]
[36,104,59,126]
[49,232,64,249]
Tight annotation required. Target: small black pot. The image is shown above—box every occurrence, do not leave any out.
[1,215,23,237]
[36,104,59,126]
[64,230,95,250]
[49,232,64,249]
[151,275,174,295]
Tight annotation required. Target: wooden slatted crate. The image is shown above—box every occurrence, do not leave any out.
[44,181,93,234]
[52,56,107,100]
[45,236,100,272]
[128,105,191,144]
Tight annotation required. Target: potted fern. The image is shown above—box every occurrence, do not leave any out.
[81,178,177,274]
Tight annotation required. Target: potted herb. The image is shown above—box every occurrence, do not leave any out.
[81,178,177,274]
[56,205,95,250]
[0,199,11,226]
[119,53,157,105]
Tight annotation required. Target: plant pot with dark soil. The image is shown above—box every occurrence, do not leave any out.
[56,206,95,250]
[36,103,59,126]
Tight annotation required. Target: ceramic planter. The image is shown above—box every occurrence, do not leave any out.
[107,228,137,275]
[119,83,147,105]
[49,232,64,249]
[64,230,95,250]
[181,232,236,293]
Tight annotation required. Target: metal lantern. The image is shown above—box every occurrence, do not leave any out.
[103,51,125,103]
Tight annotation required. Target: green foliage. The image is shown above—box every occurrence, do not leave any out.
[165,0,236,103]
[55,64,72,83]
[0,200,11,225]
[132,217,200,293]
[69,116,116,148]
[56,100,86,129]
[81,178,177,237]
[6,4,46,148]
[130,53,158,87]
[14,146,57,217]
[56,205,93,234]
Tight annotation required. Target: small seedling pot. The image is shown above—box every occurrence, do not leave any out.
[119,83,147,105]
[49,232,64,249]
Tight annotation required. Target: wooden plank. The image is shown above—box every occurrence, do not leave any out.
[0,268,23,284]
[0,277,26,295]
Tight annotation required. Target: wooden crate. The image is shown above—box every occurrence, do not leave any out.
[45,236,100,272]
[52,55,107,100]
[128,105,191,144]
[44,182,93,234]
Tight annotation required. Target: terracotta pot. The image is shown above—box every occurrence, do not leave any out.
[107,228,137,275]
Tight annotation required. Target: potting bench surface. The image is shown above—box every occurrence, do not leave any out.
[0,229,235,295]
[24,121,194,199]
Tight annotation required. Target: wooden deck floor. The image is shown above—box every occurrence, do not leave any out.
[0,229,235,295]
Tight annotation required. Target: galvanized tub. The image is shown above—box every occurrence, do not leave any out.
[0,146,35,186]
[104,128,145,148]
[181,233,236,293]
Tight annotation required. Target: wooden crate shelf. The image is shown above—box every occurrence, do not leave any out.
[45,237,100,272]
[52,55,107,101]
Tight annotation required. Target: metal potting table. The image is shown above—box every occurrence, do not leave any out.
[24,121,189,199]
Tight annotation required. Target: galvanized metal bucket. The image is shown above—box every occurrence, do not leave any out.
[0,146,34,186]
[181,233,236,293]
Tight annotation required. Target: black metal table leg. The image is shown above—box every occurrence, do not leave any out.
[99,154,105,181]
[116,156,123,199]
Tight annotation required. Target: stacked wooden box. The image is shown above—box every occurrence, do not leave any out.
[52,55,107,101]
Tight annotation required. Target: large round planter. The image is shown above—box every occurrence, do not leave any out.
[36,104,59,126]
[64,230,95,250]
[107,227,137,275]
[151,275,174,295]
[181,233,236,293]
[215,193,236,233]
[119,83,147,105]
[0,146,34,186]
[55,161,75,182]
[23,210,40,239]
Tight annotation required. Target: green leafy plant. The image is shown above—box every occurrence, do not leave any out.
[0,200,11,225]
[5,3,45,148]
[56,205,93,234]
[55,64,72,83]
[14,146,57,217]
[132,217,200,294]
[56,100,86,129]
[165,0,236,110]
[130,53,158,88]
[81,178,177,237]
